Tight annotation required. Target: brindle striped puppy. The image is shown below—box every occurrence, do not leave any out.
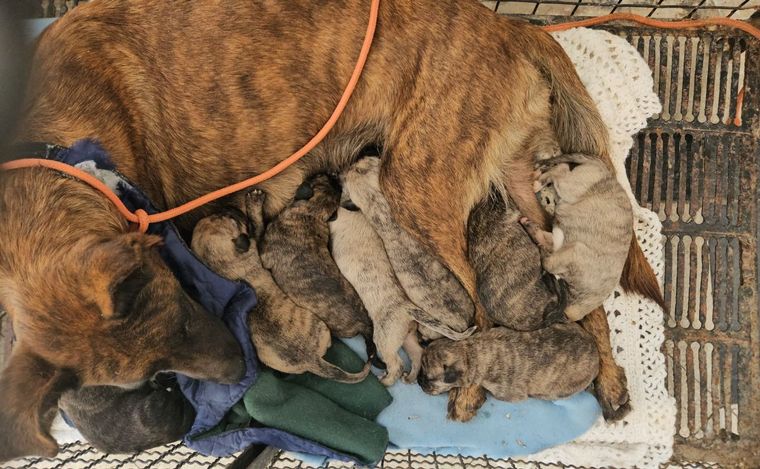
[191,190,370,383]
[522,153,633,322]
[259,175,377,359]
[418,324,599,402]
[468,188,567,330]
[330,207,474,386]
[340,157,475,339]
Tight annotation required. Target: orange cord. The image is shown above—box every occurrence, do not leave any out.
[543,12,760,40]
[3,5,760,232]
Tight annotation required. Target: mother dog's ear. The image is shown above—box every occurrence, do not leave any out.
[85,232,163,318]
[0,344,78,462]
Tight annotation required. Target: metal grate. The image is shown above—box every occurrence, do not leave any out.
[617,24,759,466]
[483,0,759,19]
[0,442,237,469]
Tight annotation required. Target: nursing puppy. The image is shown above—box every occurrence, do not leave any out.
[418,324,599,402]
[58,374,195,454]
[330,207,472,386]
[259,175,377,358]
[522,153,633,322]
[468,188,567,330]
[340,157,475,339]
[191,190,370,383]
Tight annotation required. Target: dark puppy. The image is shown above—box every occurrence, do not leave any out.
[259,175,376,357]
[468,188,567,330]
[418,324,599,402]
[192,190,370,383]
[58,374,194,454]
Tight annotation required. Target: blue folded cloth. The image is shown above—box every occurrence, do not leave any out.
[287,337,600,464]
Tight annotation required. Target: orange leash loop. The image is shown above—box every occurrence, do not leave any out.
[541,12,760,40]
[3,6,760,233]
[0,0,381,233]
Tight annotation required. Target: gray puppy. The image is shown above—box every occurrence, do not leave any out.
[58,374,194,454]
[330,207,473,386]
[418,324,599,402]
[192,191,370,383]
[468,189,567,330]
[340,157,475,339]
[522,153,633,322]
[259,174,377,358]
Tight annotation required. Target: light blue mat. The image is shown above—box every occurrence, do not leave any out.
[290,337,600,465]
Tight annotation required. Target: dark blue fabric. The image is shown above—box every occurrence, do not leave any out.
[52,139,357,462]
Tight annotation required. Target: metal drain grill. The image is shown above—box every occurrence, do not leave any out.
[619,25,760,466]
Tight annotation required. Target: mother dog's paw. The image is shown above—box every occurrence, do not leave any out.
[446,385,487,422]
[594,364,632,422]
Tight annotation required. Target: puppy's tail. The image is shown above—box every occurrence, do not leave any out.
[309,359,372,384]
[407,308,476,341]
[526,27,665,309]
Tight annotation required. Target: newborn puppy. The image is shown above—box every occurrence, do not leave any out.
[418,324,599,402]
[330,207,473,386]
[522,153,633,322]
[340,157,475,339]
[259,174,377,357]
[58,374,195,454]
[192,190,370,383]
[468,188,567,330]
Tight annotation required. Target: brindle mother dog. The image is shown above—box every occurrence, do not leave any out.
[0,0,661,460]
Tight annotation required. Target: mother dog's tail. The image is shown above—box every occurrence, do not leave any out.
[527,27,665,309]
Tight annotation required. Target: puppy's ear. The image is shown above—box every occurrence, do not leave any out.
[0,344,78,462]
[443,365,462,384]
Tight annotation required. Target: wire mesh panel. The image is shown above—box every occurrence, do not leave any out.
[0,442,237,469]
[482,0,759,19]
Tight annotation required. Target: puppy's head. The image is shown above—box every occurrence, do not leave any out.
[418,339,467,395]
[295,173,341,222]
[192,207,255,274]
[339,156,381,211]
[0,173,244,461]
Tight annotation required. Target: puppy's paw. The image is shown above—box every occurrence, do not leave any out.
[446,386,487,422]
[246,188,266,205]
[402,368,420,385]
[595,364,632,422]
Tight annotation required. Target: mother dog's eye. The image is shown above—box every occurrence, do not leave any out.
[111,267,152,318]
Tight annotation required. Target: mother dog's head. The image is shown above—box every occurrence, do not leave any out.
[0,170,244,460]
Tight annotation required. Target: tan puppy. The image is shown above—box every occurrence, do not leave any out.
[468,188,567,330]
[340,157,475,339]
[259,175,377,359]
[418,324,599,402]
[191,190,370,384]
[522,153,633,322]
[330,207,473,386]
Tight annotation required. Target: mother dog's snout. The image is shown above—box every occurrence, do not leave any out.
[173,305,246,385]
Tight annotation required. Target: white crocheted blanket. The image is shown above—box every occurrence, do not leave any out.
[526,28,675,469]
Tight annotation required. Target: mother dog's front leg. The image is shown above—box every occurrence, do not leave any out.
[379,145,490,421]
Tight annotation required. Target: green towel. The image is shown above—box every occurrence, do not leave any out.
[198,341,392,465]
